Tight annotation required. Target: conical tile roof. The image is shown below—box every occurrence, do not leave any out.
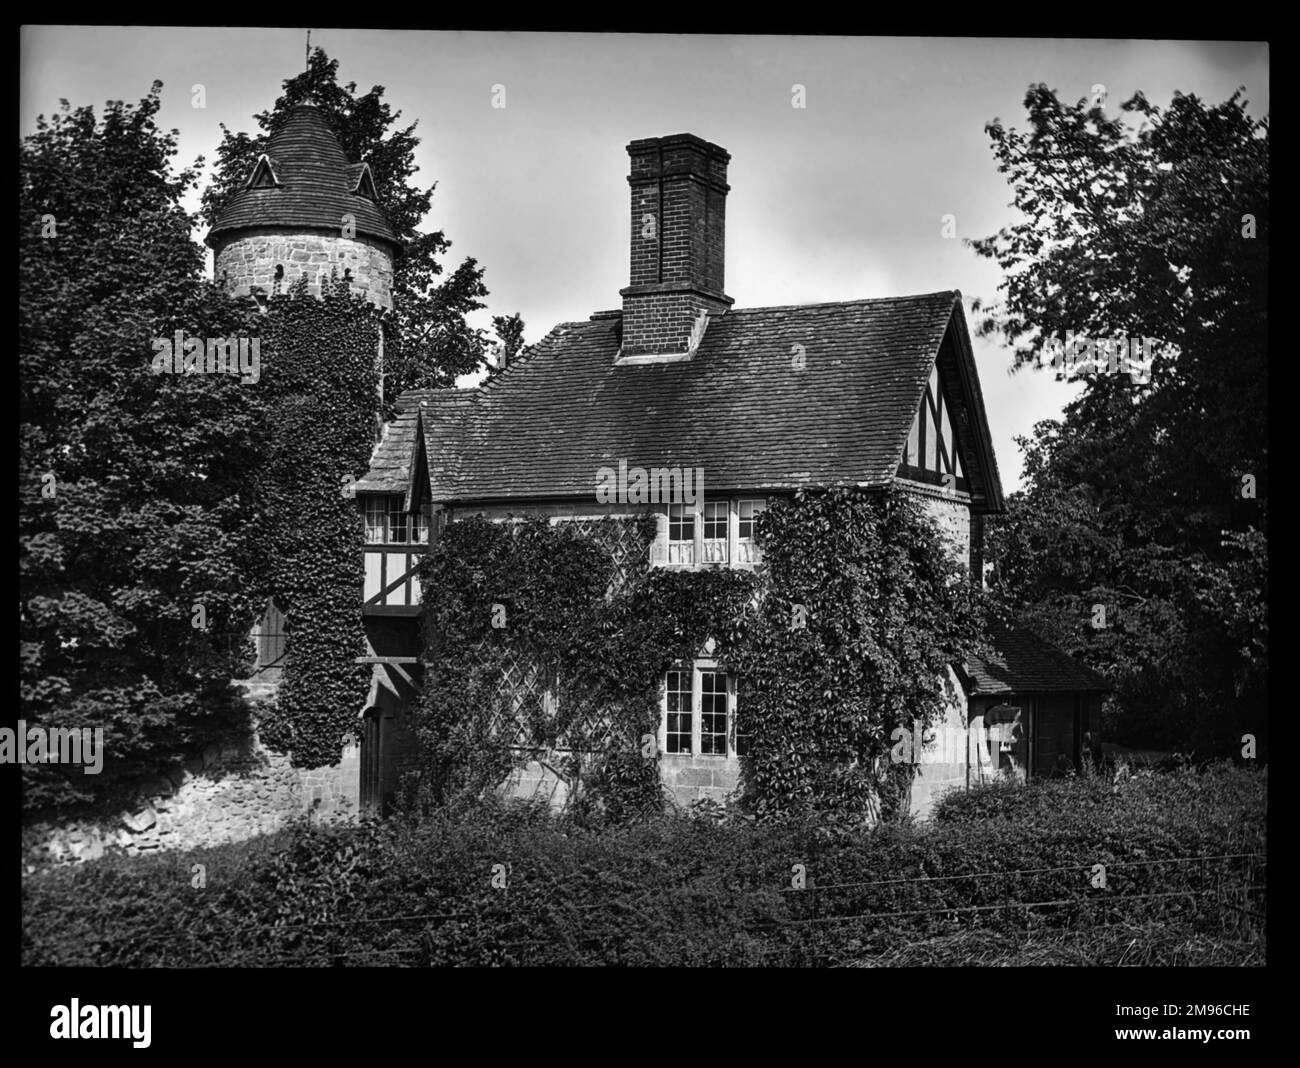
[207,104,398,247]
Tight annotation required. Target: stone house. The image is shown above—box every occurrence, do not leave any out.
[344,131,1110,818]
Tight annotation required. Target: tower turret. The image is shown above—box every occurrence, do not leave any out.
[206,104,398,309]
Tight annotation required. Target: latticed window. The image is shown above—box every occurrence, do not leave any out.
[665,669,693,753]
[668,503,695,565]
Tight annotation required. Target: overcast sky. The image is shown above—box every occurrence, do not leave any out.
[20,29,1268,492]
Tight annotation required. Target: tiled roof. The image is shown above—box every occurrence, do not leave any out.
[416,291,1003,509]
[965,621,1111,695]
[206,105,398,247]
[356,389,476,493]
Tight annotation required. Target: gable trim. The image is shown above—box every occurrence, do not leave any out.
[944,303,1005,513]
[404,410,430,514]
[352,162,378,201]
[245,153,281,190]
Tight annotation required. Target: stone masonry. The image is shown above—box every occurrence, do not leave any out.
[214,227,394,310]
[23,683,360,871]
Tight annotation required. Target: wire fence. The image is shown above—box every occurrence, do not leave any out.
[142,850,1264,967]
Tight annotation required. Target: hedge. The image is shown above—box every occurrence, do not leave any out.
[23,762,1265,967]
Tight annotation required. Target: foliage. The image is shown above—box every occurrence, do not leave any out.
[19,84,266,811]
[971,85,1268,754]
[413,486,984,821]
[200,47,501,410]
[485,312,527,378]
[249,277,378,766]
[727,487,985,820]
[23,764,1266,967]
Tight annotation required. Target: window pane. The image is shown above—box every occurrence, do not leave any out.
[668,504,695,564]
[738,499,766,562]
[700,671,727,754]
[704,502,727,539]
[385,497,408,543]
[364,498,386,543]
[665,670,692,753]
[698,502,727,563]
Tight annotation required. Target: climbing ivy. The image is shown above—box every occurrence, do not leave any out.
[251,274,379,767]
[724,486,985,821]
[413,486,985,821]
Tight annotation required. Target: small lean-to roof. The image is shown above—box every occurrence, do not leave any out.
[964,621,1111,696]
[414,291,1003,511]
[206,104,397,248]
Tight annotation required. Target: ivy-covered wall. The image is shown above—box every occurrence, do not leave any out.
[250,276,381,770]
[412,485,987,824]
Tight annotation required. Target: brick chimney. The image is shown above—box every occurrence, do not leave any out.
[618,134,733,360]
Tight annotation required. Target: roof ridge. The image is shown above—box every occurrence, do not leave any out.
[474,321,587,398]
[720,291,960,316]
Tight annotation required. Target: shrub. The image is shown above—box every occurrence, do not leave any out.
[23,764,1265,967]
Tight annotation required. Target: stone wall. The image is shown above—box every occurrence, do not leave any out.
[23,685,360,871]
[899,479,972,569]
[214,227,394,310]
[905,666,975,819]
[659,752,739,807]
[500,759,571,808]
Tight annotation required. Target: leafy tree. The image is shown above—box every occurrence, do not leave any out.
[486,312,527,377]
[201,48,504,408]
[20,85,266,811]
[972,85,1267,756]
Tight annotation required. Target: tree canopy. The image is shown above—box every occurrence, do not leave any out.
[201,48,498,410]
[20,84,265,810]
[973,85,1267,756]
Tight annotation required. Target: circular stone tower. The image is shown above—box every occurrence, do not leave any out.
[206,104,398,310]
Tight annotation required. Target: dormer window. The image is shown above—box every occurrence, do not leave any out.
[246,153,281,190]
[363,494,428,545]
[352,163,378,201]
